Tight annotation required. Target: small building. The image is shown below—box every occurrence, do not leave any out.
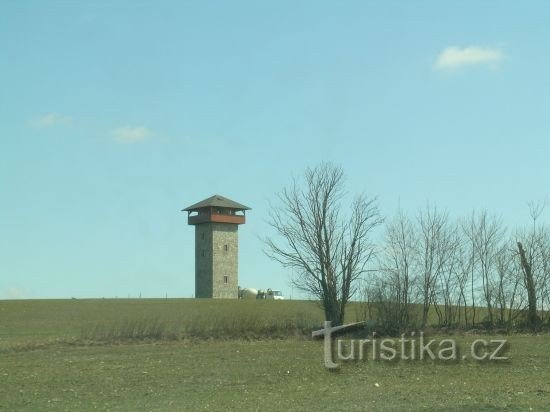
[183,195,250,299]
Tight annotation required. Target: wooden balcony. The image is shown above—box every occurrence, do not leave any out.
[188,212,246,225]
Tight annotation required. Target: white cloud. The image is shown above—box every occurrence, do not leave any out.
[30,113,72,128]
[110,126,153,143]
[434,46,504,71]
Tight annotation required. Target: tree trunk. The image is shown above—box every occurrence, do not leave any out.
[517,241,540,329]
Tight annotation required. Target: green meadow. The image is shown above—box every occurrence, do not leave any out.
[1,299,549,410]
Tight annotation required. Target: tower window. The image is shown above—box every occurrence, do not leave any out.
[224,275,229,284]
[224,244,228,252]
[201,250,205,257]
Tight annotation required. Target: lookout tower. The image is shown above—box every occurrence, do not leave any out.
[183,195,250,299]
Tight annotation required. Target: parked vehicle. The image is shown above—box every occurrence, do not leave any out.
[238,287,284,300]
[238,287,259,299]
[267,289,284,300]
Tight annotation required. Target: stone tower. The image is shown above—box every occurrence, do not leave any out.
[183,195,250,299]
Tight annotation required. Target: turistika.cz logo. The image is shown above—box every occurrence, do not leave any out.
[312,321,509,369]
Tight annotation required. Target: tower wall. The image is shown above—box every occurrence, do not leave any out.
[195,222,238,298]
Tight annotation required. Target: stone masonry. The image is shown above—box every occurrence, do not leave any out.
[195,222,238,298]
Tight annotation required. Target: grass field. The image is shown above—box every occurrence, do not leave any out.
[1,299,549,410]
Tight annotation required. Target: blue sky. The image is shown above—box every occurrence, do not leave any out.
[1,1,549,299]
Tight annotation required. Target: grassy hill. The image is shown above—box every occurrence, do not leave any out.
[1,298,549,410]
[0,298,325,349]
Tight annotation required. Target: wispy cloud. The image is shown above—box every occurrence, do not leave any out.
[30,113,72,128]
[5,286,26,299]
[434,46,504,71]
[110,126,153,143]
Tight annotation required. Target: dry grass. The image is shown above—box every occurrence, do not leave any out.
[1,298,550,410]
[0,298,324,349]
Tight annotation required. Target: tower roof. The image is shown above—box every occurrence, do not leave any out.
[183,194,251,212]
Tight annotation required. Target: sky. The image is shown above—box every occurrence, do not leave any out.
[1,1,549,300]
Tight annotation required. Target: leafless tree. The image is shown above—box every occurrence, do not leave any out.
[515,200,549,328]
[416,206,457,326]
[461,214,479,326]
[517,241,539,327]
[494,243,523,328]
[454,236,474,327]
[538,230,550,322]
[462,210,505,326]
[263,163,382,325]
[434,227,462,327]
[376,211,417,329]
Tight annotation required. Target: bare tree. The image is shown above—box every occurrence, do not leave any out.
[263,163,382,325]
[376,211,417,329]
[454,236,474,327]
[538,230,550,322]
[515,200,549,328]
[494,243,523,328]
[435,227,462,327]
[416,206,456,326]
[463,210,505,327]
[461,214,479,327]
[517,241,539,327]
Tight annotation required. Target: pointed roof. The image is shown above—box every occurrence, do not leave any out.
[183,194,251,212]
